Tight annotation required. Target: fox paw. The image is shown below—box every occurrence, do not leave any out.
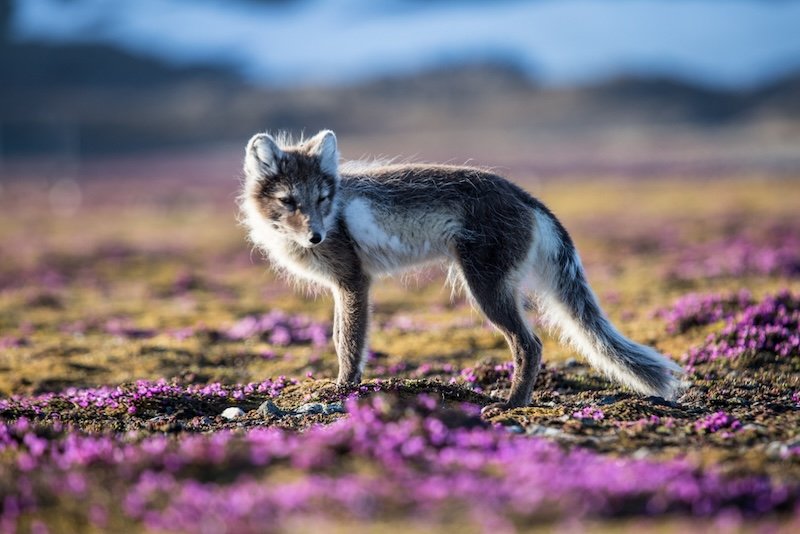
[480,402,514,418]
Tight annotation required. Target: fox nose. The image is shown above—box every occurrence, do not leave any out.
[309,232,323,245]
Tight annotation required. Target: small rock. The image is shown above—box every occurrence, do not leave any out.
[632,448,650,459]
[220,407,245,420]
[766,441,786,459]
[598,395,619,405]
[257,400,287,418]
[294,402,325,415]
[322,402,346,415]
[526,424,569,438]
[147,415,171,424]
[145,414,182,432]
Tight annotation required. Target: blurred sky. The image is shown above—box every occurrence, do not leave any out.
[11,0,800,89]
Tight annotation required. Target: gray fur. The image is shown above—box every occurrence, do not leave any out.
[240,130,683,410]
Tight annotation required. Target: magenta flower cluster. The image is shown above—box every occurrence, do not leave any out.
[379,314,478,333]
[572,406,605,421]
[454,361,514,392]
[616,415,676,430]
[221,310,329,346]
[0,395,796,532]
[0,336,27,349]
[656,290,754,334]
[104,318,158,339]
[0,377,295,415]
[683,291,800,368]
[693,411,743,436]
[668,232,800,280]
[61,310,330,347]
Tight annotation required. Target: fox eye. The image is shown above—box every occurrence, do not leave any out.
[278,196,296,209]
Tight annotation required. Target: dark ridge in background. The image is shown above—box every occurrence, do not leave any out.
[0,0,799,160]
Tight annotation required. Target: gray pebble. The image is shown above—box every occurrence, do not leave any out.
[526,424,569,438]
[147,415,171,424]
[220,407,245,420]
[257,400,287,418]
[323,402,346,415]
[294,402,325,415]
[766,441,786,459]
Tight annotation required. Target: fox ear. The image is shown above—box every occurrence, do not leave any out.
[306,130,339,176]
[245,133,283,180]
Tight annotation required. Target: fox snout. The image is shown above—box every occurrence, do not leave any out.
[297,215,327,247]
[302,212,327,247]
[282,208,326,247]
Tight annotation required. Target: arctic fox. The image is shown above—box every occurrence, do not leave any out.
[239,130,682,413]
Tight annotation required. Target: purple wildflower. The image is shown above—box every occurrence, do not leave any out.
[656,290,753,334]
[668,232,800,280]
[694,411,743,436]
[616,415,676,430]
[0,336,27,349]
[572,407,605,421]
[222,310,330,347]
[104,318,157,339]
[0,378,295,416]
[683,291,800,368]
[453,361,514,392]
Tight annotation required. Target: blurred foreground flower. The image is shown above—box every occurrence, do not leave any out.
[0,394,797,532]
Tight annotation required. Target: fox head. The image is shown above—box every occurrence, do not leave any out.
[243,130,340,248]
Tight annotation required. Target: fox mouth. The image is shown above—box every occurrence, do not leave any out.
[297,236,325,248]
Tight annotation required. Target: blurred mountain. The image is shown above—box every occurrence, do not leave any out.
[2,42,236,90]
[0,0,241,156]
[1,30,799,159]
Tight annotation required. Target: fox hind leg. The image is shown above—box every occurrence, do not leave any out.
[456,261,543,412]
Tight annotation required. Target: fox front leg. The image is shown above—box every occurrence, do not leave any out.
[332,278,370,385]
